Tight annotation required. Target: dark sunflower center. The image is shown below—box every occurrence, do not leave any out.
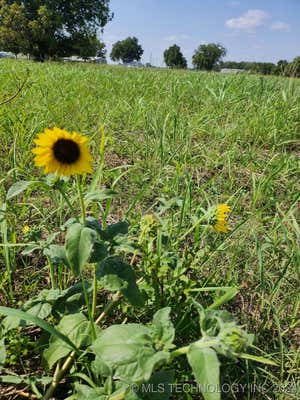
[53,139,80,164]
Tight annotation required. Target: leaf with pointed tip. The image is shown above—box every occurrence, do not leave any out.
[0,306,78,353]
[187,346,220,400]
[151,308,175,351]
[97,257,144,307]
[91,324,169,384]
[65,223,96,276]
[43,313,92,369]
[6,181,43,200]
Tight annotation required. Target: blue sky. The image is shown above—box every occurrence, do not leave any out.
[101,0,300,66]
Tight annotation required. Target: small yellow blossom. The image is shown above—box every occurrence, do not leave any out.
[214,204,231,233]
[22,225,30,234]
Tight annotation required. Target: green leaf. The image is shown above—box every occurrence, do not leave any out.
[190,299,233,337]
[100,222,128,241]
[21,244,42,255]
[151,308,175,351]
[208,287,239,310]
[91,324,170,384]
[187,346,220,400]
[0,374,52,385]
[90,241,107,263]
[97,257,144,307]
[43,313,92,369]
[2,301,52,332]
[91,356,112,378]
[65,223,96,276]
[1,288,72,332]
[44,245,69,266]
[143,370,174,400]
[239,353,277,366]
[52,282,92,317]
[85,189,117,205]
[0,374,24,384]
[6,181,40,200]
[72,383,107,400]
[0,306,78,352]
[85,217,102,234]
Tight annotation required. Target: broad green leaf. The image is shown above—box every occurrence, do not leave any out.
[111,384,141,400]
[0,306,78,352]
[97,257,144,307]
[90,241,107,263]
[99,274,128,291]
[30,288,66,304]
[61,217,77,230]
[44,244,69,267]
[100,221,128,241]
[142,370,174,400]
[91,356,112,378]
[187,346,220,400]
[52,282,92,317]
[85,217,102,234]
[2,302,52,332]
[112,235,138,255]
[2,288,66,332]
[6,181,40,200]
[151,308,175,351]
[43,313,92,369]
[65,223,96,276]
[91,324,169,384]
[26,302,52,319]
[71,383,107,400]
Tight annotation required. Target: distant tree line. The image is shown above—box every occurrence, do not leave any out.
[161,43,299,78]
[219,58,300,77]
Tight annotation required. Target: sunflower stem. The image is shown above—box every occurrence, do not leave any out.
[91,264,97,318]
[76,175,86,225]
[80,273,96,340]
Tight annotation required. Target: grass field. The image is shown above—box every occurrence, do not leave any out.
[0,59,299,399]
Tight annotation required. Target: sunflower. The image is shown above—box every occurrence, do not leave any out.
[32,127,92,177]
[214,204,231,233]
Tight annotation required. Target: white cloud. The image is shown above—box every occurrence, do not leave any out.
[225,9,269,31]
[270,21,291,32]
[164,34,191,42]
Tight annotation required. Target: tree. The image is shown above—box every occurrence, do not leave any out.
[71,33,105,60]
[192,43,226,71]
[110,37,143,64]
[0,0,29,57]
[0,0,112,60]
[163,44,187,69]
